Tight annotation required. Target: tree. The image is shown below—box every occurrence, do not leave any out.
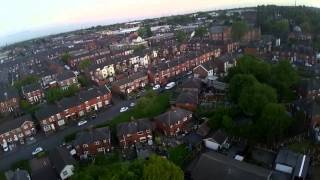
[208,106,230,130]
[231,21,248,41]
[61,53,71,64]
[78,75,90,87]
[228,55,271,83]
[143,155,184,180]
[273,19,289,38]
[79,59,92,70]
[138,25,152,38]
[239,82,277,117]
[255,103,292,142]
[229,74,258,102]
[194,27,208,38]
[270,60,299,101]
[175,30,187,43]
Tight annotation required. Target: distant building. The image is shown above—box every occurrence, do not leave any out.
[0,86,19,114]
[22,83,44,104]
[49,147,76,180]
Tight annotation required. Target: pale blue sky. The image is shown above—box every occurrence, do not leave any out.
[0,0,319,44]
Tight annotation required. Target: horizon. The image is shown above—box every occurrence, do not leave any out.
[1,0,320,46]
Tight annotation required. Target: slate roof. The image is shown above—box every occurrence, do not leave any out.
[0,115,33,135]
[35,86,111,120]
[22,83,42,94]
[275,149,310,179]
[176,91,198,105]
[116,118,152,137]
[112,71,147,87]
[155,108,192,126]
[181,78,202,90]
[209,26,226,34]
[74,127,111,145]
[211,129,228,144]
[199,60,215,71]
[0,85,19,102]
[49,147,76,174]
[191,151,273,180]
[56,70,75,81]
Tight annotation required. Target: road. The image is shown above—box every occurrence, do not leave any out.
[0,97,134,171]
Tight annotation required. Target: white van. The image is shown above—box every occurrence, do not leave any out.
[165,82,176,90]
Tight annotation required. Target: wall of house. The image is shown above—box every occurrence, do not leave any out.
[75,139,111,157]
[118,130,152,148]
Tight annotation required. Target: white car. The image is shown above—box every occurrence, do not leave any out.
[130,102,136,107]
[120,107,129,112]
[152,84,161,90]
[3,146,8,152]
[165,82,176,90]
[77,120,87,126]
[32,147,43,156]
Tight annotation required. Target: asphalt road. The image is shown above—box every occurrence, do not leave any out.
[0,97,134,171]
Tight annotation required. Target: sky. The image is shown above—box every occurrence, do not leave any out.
[0,0,319,45]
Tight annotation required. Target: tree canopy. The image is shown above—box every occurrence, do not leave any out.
[175,30,187,43]
[231,21,249,41]
[138,25,152,38]
[194,27,208,38]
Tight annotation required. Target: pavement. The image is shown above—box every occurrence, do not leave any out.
[0,96,135,171]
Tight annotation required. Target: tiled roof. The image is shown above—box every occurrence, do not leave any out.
[74,127,110,145]
[116,118,152,137]
[155,108,192,126]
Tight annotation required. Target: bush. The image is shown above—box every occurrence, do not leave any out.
[64,132,77,143]
[11,159,31,173]
[168,144,189,168]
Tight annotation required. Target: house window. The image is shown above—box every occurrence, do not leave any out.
[103,139,107,143]
[137,131,143,135]
[95,141,100,145]
[83,144,89,148]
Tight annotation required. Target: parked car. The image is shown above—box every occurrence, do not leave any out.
[165,82,176,90]
[32,147,43,156]
[130,102,136,107]
[91,114,97,119]
[153,84,161,90]
[78,120,87,126]
[120,107,129,112]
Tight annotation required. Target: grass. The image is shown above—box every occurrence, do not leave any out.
[11,159,31,173]
[0,172,5,180]
[168,144,189,168]
[288,140,314,154]
[96,91,171,129]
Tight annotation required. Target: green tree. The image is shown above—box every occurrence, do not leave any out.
[239,82,277,117]
[175,30,187,43]
[231,21,248,41]
[143,155,184,180]
[194,26,208,38]
[61,53,71,64]
[138,25,152,38]
[208,107,230,130]
[273,19,289,38]
[79,59,92,70]
[255,103,292,142]
[229,74,258,102]
[78,75,90,87]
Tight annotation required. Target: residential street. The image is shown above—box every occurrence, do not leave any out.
[0,97,134,171]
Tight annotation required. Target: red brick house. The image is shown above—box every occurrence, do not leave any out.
[0,86,20,114]
[56,71,78,90]
[155,108,193,136]
[35,86,112,133]
[21,83,44,104]
[74,127,111,158]
[112,71,148,96]
[209,26,232,41]
[116,119,153,148]
[148,49,220,85]
[0,115,36,147]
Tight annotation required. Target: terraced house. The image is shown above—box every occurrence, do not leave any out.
[111,71,149,96]
[0,115,36,147]
[35,86,112,133]
[116,118,153,148]
[21,83,44,104]
[0,86,20,114]
[74,127,111,158]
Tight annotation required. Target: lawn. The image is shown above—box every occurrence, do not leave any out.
[288,140,314,154]
[97,91,171,129]
[0,172,5,180]
[168,144,189,168]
